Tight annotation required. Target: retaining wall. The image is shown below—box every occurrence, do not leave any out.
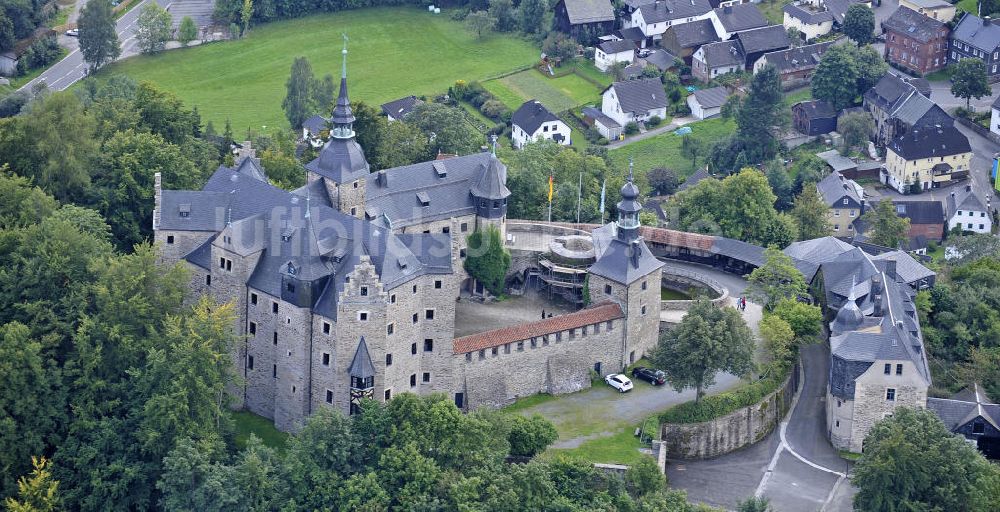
[659,268,729,312]
[659,365,799,459]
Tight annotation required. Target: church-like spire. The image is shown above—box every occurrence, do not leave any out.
[331,34,355,139]
[616,158,641,241]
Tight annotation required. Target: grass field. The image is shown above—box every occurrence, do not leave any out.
[758,0,793,25]
[104,8,539,130]
[484,68,603,113]
[232,410,290,452]
[957,0,977,15]
[610,117,736,178]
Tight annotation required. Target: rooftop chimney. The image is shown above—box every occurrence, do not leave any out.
[885,259,897,280]
[966,184,973,192]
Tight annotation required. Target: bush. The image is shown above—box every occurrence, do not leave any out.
[673,103,691,116]
[624,122,639,135]
[23,36,60,70]
[480,99,507,120]
[659,366,790,424]
[507,414,558,457]
[647,115,662,127]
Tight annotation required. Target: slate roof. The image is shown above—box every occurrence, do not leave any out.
[582,107,623,128]
[366,152,509,228]
[304,135,370,184]
[605,78,668,114]
[784,236,855,264]
[302,114,328,134]
[598,39,637,55]
[616,26,647,43]
[904,0,951,8]
[795,99,837,120]
[816,170,863,207]
[589,226,666,284]
[232,157,269,183]
[822,247,880,299]
[669,19,720,49]
[927,384,1000,432]
[887,124,970,161]
[561,0,615,24]
[945,185,989,217]
[348,337,376,379]
[512,100,562,136]
[692,86,729,109]
[644,49,677,71]
[638,0,713,24]
[733,25,790,54]
[870,250,935,285]
[759,41,832,72]
[380,95,420,119]
[699,40,745,68]
[952,13,1000,52]
[453,302,624,353]
[713,4,767,33]
[784,0,862,25]
[890,200,945,225]
[677,167,713,192]
[883,6,947,43]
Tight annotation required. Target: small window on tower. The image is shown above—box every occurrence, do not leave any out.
[251,293,258,305]
[435,280,442,289]
[323,322,331,335]
[206,275,211,286]
[411,343,417,355]
[322,353,330,366]
[326,390,333,404]
[249,322,257,335]
[424,339,433,352]
[166,235,174,244]
[386,353,393,366]
[247,355,254,370]
[410,374,417,387]
[272,302,279,314]
[605,284,612,294]
[273,332,278,345]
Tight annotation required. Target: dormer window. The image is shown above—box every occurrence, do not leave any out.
[433,162,447,178]
[179,204,191,217]
[417,191,430,207]
[286,262,297,276]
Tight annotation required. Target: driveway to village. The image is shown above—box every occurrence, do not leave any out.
[606,116,697,150]
[21,0,163,92]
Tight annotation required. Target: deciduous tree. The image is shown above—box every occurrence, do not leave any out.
[747,246,807,310]
[789,187,831,240]
[648,167,679,195]
[465,10,496,39]
[78,0,120,72]
[488,0,517,32]
[812,45,859,110]
[651,299,755,402]
[283,57,315,129]
[842,4,875,46]
[519,0,547,35]
[135,3,173,54]
[464,225,511,296]
[407,102,480,156]
[837,110,873,152]
[951,58,991,109]
[178,16,198,46]
[860,199,910,248]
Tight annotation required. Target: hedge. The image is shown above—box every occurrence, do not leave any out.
[658,366,790,424]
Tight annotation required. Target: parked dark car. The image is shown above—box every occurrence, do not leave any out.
[631,367,666,385]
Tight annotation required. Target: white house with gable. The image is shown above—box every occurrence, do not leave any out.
[595,39,637,71]
[946,184,992,234]
[601,78,668,127]
[511,100,572,149]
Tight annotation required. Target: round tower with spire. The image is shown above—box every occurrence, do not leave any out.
[616,159,642,242]
[305,35,370,218]
[470,135,511,237]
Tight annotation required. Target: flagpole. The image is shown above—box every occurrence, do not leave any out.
[600,179,606,224]
[548,175,553,223]
[576,172,582,224]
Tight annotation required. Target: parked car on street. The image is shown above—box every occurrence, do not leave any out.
[605,374,634,393]
[631,367,666,385]
[65,29,79,37]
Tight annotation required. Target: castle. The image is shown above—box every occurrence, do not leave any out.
[153,47,664,432]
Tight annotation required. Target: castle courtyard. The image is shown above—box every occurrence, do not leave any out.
[454,290,576,337]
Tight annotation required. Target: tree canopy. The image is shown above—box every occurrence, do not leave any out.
[951,58,991,109]
[860,200,910,249]
[78,0,120,72]
[135,3,173,54]
[464,225,512,296]
[747,246,807,310]
[842,4,875,46]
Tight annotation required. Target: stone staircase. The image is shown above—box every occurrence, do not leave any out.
[165,0,215,30]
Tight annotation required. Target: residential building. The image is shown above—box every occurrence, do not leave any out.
[301,115,328,148]
[883,124,971,192]
[793,99,838,136]
[863,73,952,147]
[380,96,420,122]
[615,26,650,50]
[692,40,745,81]
[600,78,668,126]
[733,25,791,70]
[899,0,955,21]
[511,100,572,149]
[687,86,729,119]
[554,0,615,41]
[661,19,721,64]
[642,48,678,72]
[817,171,865,237]
[866,200,946,249]
[927,384,1000,458]
[595,39,636,71]
[676,167,713,193]
[882,7,949,75]
[709,4,768,40]
[624,0,714,41]
[950,13,1000,78]
[945,184,992,234]
[783,0,869,42]
[752,41,833,87]
[582,107,623,140]
[991,95,1000,137]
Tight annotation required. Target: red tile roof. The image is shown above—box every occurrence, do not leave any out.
[453,302,624,354]
[639,226,715,251]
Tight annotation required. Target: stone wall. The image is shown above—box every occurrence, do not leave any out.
[659,366,798,459]
[659,269,728,312]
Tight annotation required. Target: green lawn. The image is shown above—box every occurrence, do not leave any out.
[925,66,956,82]
[104,8,539,130]
[566,59,613,89]
[758,0,793,25]
[485,68,603,113]
[610,117,736,178]
[661,288,692,300]
[957,0,977,15]
[232,410,290,452]
[785,86,812,105]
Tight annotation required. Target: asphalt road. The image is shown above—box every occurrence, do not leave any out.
[21,0,158,92]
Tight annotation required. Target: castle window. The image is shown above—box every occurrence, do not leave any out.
[460,249,467,258]
[166,235,174,244]
[249,322,257,335]
[442,226,450,234]
[886,388,896,401]
[358,312,368,321]
[206,275,211,286]
[410,374,417,387]
[387,323,394,335]
[322,352,330,366]
[556,331,562,341]
[504,344,511,354]
[247,355,254,370]
[460,222,468,232]
[353,181,359,189]
[466,352,472,361]
[384,389,391,401]
[424,339,433,352]
[286,283,295,293]
[323,322,331,335]
[251,293,258,305]
[641,305,647,315]
[412,285,418,294]
[479,350,485,360]
[425,309,434,320]
[361,286,368,296]
[272,302,279,314]
[326,390,333,404]
[422,372,430,383]
[412,313,418,324]
[569,329,575,340]
[292,385,296,394]
[491,347,498,356]
[435,280,442,289]
[386,353,393,366]
[641,281,647,290]
[219,257,225,269]
[594,323,600,333]
[517,341,524,351]
[390,294,396,304]
[606,321,613,330]
[273,365,277,378]
[530,338,537,348]
[896,364,903,375]
[835,420,840,428]
[605,284,612,294]
[543,336,549,346]
[884,363,891,375]
[411,343,417,355]
[351,207,357,216]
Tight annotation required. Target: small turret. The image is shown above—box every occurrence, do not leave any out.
[831,277,863,334]
[616,159,642,242]
[471,136,511,220]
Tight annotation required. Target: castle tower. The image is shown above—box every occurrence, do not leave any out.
[616,163,641,242]
[305,35,369,218]
[470,138,511,237]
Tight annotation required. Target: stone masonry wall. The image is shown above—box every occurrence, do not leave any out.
[847,358,928,453]
[660,367,797,459]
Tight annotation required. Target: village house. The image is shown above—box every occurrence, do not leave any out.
[600,78,668,127]
[623,0,715,42]
[817,171,864,237]
[753,41,832,87]
[864,73,951,147]
[793,99,838,135]
[882,6,949,75]
[641,48,679,72]
[950,13,1000,78]
[733,25,791,71]
[692,40,744,81]
[687,86,729,119]
[883,124,971,193]
[708,4,768,40]
[927,384,1000,458]
[554,0,616,41]
[301,115,329,148]
[582,107,624,140]
[945,184,992,234]
[660,19,721,64]
[594,39,636,71]
[380,96,420,122]
[783,0,869,42]
[511,100,572,149]
[899,0,955,21]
